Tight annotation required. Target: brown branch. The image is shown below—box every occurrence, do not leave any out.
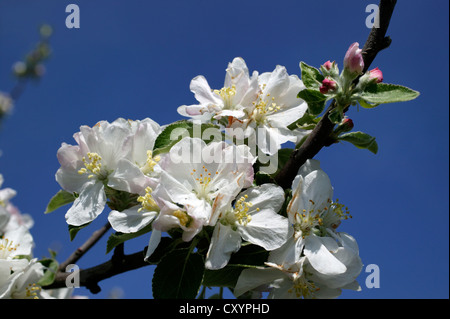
[58,222,111,273]
[44,249,152,293]
[275,0,397,189]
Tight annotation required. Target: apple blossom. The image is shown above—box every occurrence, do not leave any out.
[55,118,162,226]
[234,258,348,299]
[144,137,255,260]
[268,159,362,282]
[205,184,290,270]
[231,64,308,155]
[177,57,259,122]
[343,42,364,77]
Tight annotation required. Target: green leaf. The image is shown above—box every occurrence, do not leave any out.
[106,223,153,254]
[44,190,76,214]
[338,131,378,154]
[358,98,380,109]
[152,248,205,299]
[68,223,91,241]
[300,61,324,90]
[37,257,59,286]
[360,83,420,105]
[297,89,327,116]
[153,120,220,156]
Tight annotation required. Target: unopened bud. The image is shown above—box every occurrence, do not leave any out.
[322,60,333,71]
[344,42,364,76]
[369,67,383,83]
[333,117,354,135]
[319,77,337,94]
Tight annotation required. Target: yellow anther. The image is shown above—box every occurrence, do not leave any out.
[78,152,102,178]
[141,150,160,175]
[173,210,190,227]
[213,85,236,108]
[234,195,253,226]
[137,187,159,212]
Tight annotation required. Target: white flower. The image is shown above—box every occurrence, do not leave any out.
[107,185,159,233]
[0,225,35,260]
[268,159,362,280]
[55,118,161,226]
[0,258,46,299]
[144,137,255,260]
[107,118,162,194]
[234,257,360,299]
[231,64,308,155]
[205,184,290,270]
[177,57,259,122]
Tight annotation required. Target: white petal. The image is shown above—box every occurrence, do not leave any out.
[144,229,162,262]
[205,223,241,270]
[238,209,289,250]
[65,181,106,226]
[107,158,151,194]
[190,75,222,105]
[268,235,304,267]
[300,170,333,212]
[108,206,156,233]
[267,103,307,127]
[241,184,285,213]
[234,267,282,298]
[304,235,347,275]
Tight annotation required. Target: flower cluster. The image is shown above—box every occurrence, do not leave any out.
[52,56,368,299]
[0,174,47,299]
[234,160,362,298]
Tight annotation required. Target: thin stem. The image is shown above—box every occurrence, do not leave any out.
[58,222,111,272]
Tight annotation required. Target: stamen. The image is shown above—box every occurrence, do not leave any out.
[141,150,160,175]
[137,187,159,212]
[78,152,102,179]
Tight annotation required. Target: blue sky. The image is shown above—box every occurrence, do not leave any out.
[0,1,448,299]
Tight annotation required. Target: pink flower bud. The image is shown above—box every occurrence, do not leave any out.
[342,118,354,130]
[322,60,333,71]
[344,42,364,75]
[369,67,383,83]
[319,78,337,94]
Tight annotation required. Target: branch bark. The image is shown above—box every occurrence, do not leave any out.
[275,0,397,189]
[43,0,397,294]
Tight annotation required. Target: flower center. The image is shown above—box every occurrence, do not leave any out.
[78,152,104,179]
[322,198,352,230]
[221,194,258,229]
[293,200,325,239]
[213,85,236,109]
[0,237,19,259]
[288,276,320,299]
[173,209,191,227]
[191,166,218,200]
[141,150,160,175]
[25,283,41,299]
[234,194,254,226]
[137,187,159,212]
[251,88,281,124]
